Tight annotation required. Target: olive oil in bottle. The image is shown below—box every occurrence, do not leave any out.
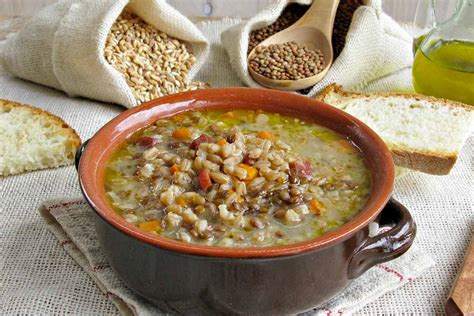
[413,40,474,105]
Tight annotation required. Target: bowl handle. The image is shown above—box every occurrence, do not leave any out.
[348,198,416,279]
[75,139,90,171]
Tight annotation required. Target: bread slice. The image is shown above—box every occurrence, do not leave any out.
[0,99,81,176]
[315,84,474,175]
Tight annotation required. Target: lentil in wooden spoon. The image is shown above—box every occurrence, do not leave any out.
[248,0,340,91]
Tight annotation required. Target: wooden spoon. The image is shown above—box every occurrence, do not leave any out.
[248,0,340,91]
[445,234,474,316]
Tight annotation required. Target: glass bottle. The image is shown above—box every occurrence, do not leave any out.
[412,0,437,54]
[412,0,474,105]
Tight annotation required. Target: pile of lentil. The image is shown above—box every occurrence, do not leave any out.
[249,41,325,80]
[105,110,371,247]
[332,0,363,57]
[247,4,309,54]
[104,9,208,104]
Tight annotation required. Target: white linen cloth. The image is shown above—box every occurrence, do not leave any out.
[0,18,473,315]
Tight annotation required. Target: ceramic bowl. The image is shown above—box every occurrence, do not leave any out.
[76,88,415,315]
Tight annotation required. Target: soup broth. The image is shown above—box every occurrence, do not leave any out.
[104,110,371,247]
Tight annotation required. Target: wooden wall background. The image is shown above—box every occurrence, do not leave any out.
[0,0,457,23]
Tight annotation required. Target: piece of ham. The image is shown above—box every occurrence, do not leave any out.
[190,134,211,150]
[289,160,313,180]
[137,137,157,148]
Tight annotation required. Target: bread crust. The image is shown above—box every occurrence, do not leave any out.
[0,99,82,176]
[315,84,472,175]
[391,150,456,175]
[316,83,474,112]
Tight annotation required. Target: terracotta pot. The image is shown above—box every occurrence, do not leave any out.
[76,88,416,315]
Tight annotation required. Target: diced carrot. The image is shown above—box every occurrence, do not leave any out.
[198,169,212,191]
[216,138,227,146]
[170,164,180,175]
[175,196,187,206]
[256,131,273,140]
[309,199,325,216]
[172,128,191,140]
[238,163,258,180]
[139,221,161,232]
[222,111,234,118]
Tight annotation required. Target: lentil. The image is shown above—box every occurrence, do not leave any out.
[249,41,325,80]
[332,0,363,58]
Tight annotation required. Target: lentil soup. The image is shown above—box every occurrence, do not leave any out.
[104,110,371,247]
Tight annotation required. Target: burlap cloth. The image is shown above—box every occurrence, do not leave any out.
[0,17,473,315]
[0,0,209,108]
[221,0,414,96]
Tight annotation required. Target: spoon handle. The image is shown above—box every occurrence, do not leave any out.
[293,0,340,38]
[445,235,474,315]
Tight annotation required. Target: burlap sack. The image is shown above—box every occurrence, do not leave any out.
[0,0,209,108]
[221,0,413,95]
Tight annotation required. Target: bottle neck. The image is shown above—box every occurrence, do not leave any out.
[453,0,473,24]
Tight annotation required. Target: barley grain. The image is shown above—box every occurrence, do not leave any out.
[105,9,209,104]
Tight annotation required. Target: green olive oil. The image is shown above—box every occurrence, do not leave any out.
[412,40,474,105]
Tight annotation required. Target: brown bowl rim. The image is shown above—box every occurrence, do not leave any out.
[78,87,394,258]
